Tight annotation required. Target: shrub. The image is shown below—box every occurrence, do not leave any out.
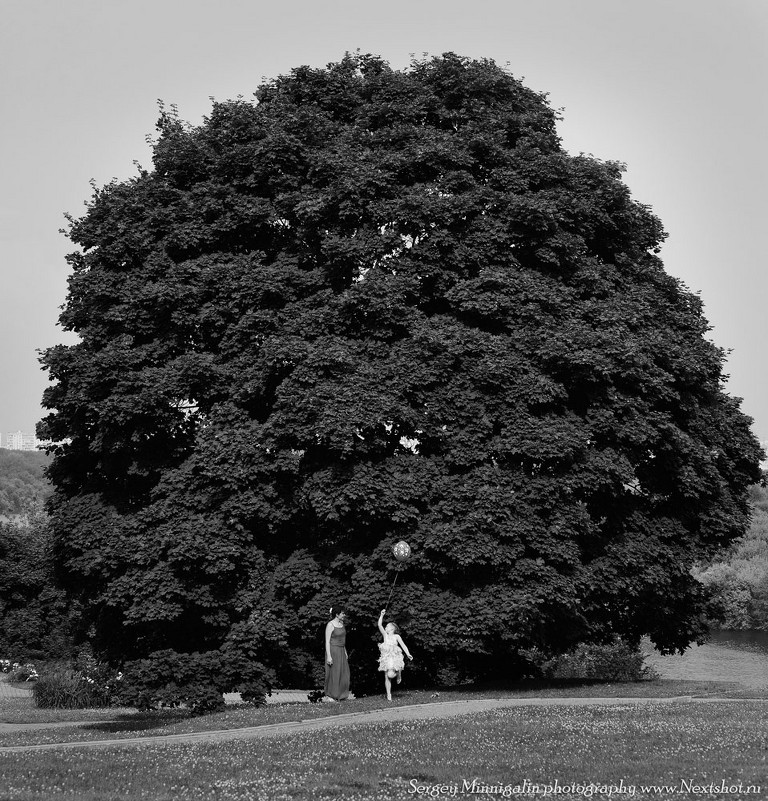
[31,650,123,709]
[33,664,113,708]
[539,639,657,682]
[120,648,269,713]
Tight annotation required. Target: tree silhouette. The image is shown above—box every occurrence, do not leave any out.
[40,53,763,701]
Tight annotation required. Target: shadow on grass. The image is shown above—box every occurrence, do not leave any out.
[82,710,192,734]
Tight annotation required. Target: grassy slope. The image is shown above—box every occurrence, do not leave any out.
[0,702,766,800]
[0,449,51,517]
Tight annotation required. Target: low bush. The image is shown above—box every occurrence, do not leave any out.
[120,648,269,713]
[539,638,657,682]
[33,665,110,709]
[32,652,123,709]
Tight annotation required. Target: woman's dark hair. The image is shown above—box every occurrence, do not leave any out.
[330,605,345,619]
[389,623,400,635]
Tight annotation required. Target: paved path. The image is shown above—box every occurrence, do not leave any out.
[0,676,34,699]
[226,689,311,705]
[1,695,759,754]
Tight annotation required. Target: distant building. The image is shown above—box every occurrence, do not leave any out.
[4,431,38,451]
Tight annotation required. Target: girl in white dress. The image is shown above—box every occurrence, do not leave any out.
[377,608,413,700]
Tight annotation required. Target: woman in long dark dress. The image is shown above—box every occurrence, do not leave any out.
[324,606,351,701]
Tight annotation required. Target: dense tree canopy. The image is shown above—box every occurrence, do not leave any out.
[40,53,763,699]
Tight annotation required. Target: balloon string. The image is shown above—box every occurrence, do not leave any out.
[384,566,401,610]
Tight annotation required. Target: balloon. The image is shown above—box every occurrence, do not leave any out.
[392,540,411,562]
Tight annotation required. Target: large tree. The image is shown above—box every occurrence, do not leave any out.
[40,53,763,699]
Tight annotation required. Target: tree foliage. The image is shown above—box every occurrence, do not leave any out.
[695,486,768,630]
[39,53,763,695]
[0,450,52,518]
[0,513,78,660]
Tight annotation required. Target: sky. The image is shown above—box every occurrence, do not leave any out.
[1,0,766,442]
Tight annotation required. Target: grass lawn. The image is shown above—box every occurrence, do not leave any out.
[0,678,765,748]
[0,701,766,800]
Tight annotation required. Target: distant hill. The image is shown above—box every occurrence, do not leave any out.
[693,483,768,631]
[0,449,53,517]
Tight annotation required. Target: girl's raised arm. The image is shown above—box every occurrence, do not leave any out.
[377,609,387,637]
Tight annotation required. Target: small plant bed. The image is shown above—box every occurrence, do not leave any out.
[0,679,765,749]
[0,702,766,799]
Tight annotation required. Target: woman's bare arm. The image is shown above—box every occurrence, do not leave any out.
[325,622,334,664]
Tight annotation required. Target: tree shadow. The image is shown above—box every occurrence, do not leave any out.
[82,710,190,734]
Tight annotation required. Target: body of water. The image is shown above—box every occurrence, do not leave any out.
[642,630,768,688]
